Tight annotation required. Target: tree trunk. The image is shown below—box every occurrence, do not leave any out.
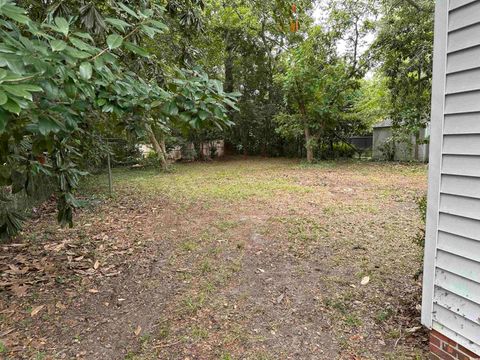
[304,126,314,163]
[299,102,314,163]
[146,125,168,171]
[224,32,235,94]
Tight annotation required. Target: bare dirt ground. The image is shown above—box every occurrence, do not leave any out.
[0,158,428,359]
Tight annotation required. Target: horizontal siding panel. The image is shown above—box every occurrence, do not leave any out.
[432,321,480,356]
[435,268,480,305]
[447,46,480,73]
[440,193,480,220]
[443,134,480,154]
[434,289,480,326]
[444,112,480,134]
[436,250,480,283]
[446,68,480,93]
[448,23,480,53]
[445,91,480,113]
[441,174,480,198]
[438,232,480,264]
[449,0,478,10]
[448,1,480,31]
[438,213,480,241]
[433,305,480,344]
[442,155,480,176]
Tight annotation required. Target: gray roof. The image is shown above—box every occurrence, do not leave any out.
[373,119,393,128]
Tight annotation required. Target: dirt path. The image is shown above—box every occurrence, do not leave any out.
[0,159,428,359]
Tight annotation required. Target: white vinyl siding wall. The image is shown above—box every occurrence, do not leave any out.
[422,0,480,355]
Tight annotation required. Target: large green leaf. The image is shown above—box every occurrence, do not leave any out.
[198,110,210,121]
[140,25,159,39]
[64,81,77,99]
[1,99,20,114]
[55,17,69,36]
[163,101,178,116]
[107,34,123,49]
[70,37,96,53]
[79,62,92,80]
[38,117,62,135]
[1,3,30,24]
[146,19,168,31]
[73,32,94,42]
[124,42,149,58]
[1,84,42,100]
[0,91,7,106]
[50,39,67,51]
[118,3,139,19]
[105,18,131,32]
[65,47,91,59]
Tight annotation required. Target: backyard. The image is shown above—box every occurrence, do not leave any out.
[0,158,428,359]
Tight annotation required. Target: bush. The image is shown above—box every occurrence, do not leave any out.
[317,142,356,159]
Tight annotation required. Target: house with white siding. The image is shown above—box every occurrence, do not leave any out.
[422,0,480,358]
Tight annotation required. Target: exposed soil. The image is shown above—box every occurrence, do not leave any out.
[0,158,428,359]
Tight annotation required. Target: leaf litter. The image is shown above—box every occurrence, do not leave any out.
[0,159,429,359]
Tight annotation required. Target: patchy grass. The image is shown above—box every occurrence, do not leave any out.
[0,158,428,359]
[85,158,311,204]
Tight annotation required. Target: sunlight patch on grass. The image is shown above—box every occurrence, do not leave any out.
[85,160,310,203]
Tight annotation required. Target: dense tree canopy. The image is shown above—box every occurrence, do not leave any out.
[0,0,239,236]
[372,0,434,157]
[0,0,436,237]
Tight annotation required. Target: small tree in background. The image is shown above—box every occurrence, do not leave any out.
[275,26,356,162]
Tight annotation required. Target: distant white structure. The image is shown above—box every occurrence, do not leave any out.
[372,119,429,162]
[422,0,480,358]
[140,140,225,162]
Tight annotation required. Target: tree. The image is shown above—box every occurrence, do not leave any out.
[0,1,238,237]
[325,0,377,77]
[371,0,434,159]
[188,0,314,157]
[275,26,356,162]
[352,74,391,130]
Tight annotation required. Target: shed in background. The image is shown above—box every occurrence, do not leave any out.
[372,119,429,162]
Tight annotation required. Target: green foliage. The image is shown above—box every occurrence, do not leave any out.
[318,142,356,159]
[274,25,359,161]
[372,0,434,141]
[0,1,239,237]
[353,75,391,130]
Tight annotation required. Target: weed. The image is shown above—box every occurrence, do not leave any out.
[35,352,46,360]
[202,281,216,294]
[190,326,209,340]
[157,324,170,340]
[324,298,348,315]
[181,240,197,252]
[216,220,238,231]
[182,293,206,315]
[140,333,151,345]
[387,328,402,339]
[344,314,363,327]
[375,308,394,323]
[200,260,212,274]
[125,351,137,360]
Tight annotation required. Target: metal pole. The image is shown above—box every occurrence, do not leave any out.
[107,152,113,197]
